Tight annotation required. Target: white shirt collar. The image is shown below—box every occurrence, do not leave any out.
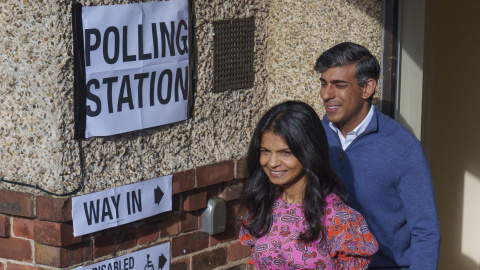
[328,105,374,150]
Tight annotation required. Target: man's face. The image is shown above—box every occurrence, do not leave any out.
[320,64,371,133]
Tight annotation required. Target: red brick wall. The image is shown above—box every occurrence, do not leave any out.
[0,158,251,269]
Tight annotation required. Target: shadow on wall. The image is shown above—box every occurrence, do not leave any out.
[422,1,480,269]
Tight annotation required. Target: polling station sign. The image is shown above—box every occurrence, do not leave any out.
[72,0,192,138]
[72,176,172,236]
[72,242,170,270]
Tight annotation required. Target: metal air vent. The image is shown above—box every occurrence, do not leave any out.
[213,17,255,92]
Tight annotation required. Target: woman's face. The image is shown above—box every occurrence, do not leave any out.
[259,132,306,190]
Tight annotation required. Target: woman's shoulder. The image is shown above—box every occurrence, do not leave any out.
[323,193,355,222]
[324,193,342,205]
[323,193,369,227]
[323,193,378,257]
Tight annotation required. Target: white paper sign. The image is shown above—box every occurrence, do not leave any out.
[72,242,170,270]
[81,0,189,138]
[72,176,172,236]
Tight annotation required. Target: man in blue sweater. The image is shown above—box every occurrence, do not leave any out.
[314,42,440,269]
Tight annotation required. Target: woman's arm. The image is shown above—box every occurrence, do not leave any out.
[327,201,379,269]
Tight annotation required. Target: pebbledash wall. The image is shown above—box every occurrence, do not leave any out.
[0,0,383,269]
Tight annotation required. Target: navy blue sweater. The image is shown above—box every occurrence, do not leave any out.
[323,106,440,270]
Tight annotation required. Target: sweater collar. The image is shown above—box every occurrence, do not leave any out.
[364,105,379,134]
[323,105,379,135]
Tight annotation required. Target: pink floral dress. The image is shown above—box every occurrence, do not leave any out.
[239,193,378,269]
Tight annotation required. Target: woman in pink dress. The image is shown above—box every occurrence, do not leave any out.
[239,101,378,269]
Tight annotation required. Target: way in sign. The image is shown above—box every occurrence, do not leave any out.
[84,189,142,225]
[72,176,171,237]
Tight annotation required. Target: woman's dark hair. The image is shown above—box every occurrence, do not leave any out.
[314,42,380,87]
[241,100,346,242]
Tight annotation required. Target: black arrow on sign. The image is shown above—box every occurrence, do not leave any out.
[154,185,164,205]
[158,254,167,269]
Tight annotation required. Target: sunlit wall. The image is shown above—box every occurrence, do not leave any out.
[423,1,480,268]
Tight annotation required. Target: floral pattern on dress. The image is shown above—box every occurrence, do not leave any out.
[239,193,378,270]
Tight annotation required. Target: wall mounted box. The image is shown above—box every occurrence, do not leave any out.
[201,197,226,235]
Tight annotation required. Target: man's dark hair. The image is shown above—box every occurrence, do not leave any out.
[314,42,380,87]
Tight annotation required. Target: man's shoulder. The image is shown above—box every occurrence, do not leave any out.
[372,109,416,138]
[369,112,429,161]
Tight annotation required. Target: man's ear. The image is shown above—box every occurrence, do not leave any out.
[362,78,376,100]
